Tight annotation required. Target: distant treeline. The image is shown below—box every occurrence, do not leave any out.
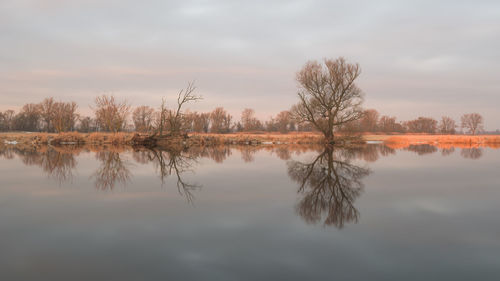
[343,109,487,135]
[0,96,488,135]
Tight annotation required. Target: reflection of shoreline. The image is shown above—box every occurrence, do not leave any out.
[0,143,486,176]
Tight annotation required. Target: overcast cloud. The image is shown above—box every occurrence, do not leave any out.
[1,0,499,128]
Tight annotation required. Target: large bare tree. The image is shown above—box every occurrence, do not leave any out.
[461,113,483,135]
[291,57,364,143]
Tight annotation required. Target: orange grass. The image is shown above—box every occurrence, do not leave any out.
[86,132,134,144]
[187,132,325,144]
[384,135,500,149]
[51,132,85,144]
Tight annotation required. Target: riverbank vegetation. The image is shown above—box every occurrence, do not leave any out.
[383,135,500,149]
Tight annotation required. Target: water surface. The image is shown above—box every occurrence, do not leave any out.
[0,144,499,280]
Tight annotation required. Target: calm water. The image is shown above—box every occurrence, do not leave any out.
[0,144,499,280]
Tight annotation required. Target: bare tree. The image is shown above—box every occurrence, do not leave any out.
[265,117,278,132]
[39,97,55,132]
[275,110,291,133]
[0,112,5,131]
[461,113,483,135]
[377,115,405,133]
[439,116,456,134]
[210,107,232,133]
[291,57,364,143]
[52,101,78,132]
[157,82,202,136]
[2,110,15,131]
[78,116,96,132]
[360,109,379,132]
[93,95,131,132]
[15,103,41,131]
[133,106,155,132]
[168,81,202,135]
[241,108,261,131]
[404,117,437,133]
[192,112,210,133]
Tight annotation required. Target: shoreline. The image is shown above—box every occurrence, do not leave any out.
[1,132,499,148]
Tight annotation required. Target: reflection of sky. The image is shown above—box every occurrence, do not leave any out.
[1,0,500,129]
[0,147,500,280]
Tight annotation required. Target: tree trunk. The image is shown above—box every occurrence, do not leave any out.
[325,131,335,144]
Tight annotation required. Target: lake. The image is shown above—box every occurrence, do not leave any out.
[0,144,499,280]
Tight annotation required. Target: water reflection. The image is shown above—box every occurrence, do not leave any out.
[1,143,499,279]
[406,144,438,155]
[0,146,78,183]
[461,147,483,159]
[0,142,493,207]
[136,147,200,203]
[287,146,371,228]
[92,150,132,190]
[441,147,455,156]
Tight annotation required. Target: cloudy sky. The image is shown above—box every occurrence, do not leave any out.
[1,0,499,129]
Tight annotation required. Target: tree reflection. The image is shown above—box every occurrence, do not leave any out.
[41,147,78,183]
[461,148,483,159]
[441,147,455,156]
[92,150,132,190]
[134,147,200,203]
[4,146,79,184]
[287,146,371,228]
[406,144,438,155]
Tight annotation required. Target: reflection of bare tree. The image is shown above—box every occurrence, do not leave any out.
[378,145,395,157]
[132,149,152,164]
[0,146,15,159]
[358,145,379,162]
[239,146,257,163]
[3,146,78,184]
[92,151,132,190]
[170,146,232,163]
[41,148,77,183]
[287,147,370,228]
[406,144,437,155]
[461,148,483,159]
[146,147,200,203]
[441,147,455,156]
[272,146,292,160]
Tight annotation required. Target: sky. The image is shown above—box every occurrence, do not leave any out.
[1,0,499,129]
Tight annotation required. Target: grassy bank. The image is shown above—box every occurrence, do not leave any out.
[382,134,500,149]
[3,132,498,148]
[0,131,327,146]
[0,132,135,146]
